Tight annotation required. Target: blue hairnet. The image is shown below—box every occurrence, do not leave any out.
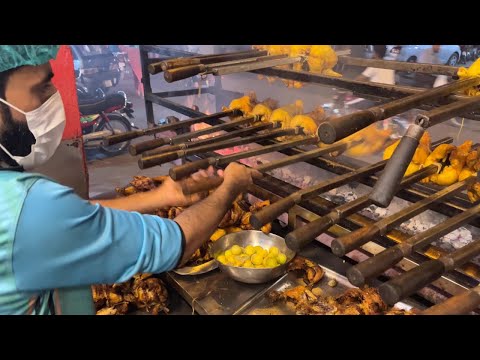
[0,45,60,73]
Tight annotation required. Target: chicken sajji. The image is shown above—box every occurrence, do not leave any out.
[267,284,414,315]
[92,274,169,315]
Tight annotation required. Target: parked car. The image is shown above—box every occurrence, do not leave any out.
[363,45,402,60]
[71,45,121,95]
[396,45,461,66]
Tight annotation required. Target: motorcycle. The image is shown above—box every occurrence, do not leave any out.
[77,85,136,155]
[459,45,479,64]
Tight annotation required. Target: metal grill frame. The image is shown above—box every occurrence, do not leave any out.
[139,45,480,309]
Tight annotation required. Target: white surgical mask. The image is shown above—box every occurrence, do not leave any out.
[0,91,66,170]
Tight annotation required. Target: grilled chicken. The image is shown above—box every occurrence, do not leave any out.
[267,284,412,315]
[457,58,480,96]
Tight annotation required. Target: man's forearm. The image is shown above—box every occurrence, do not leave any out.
[174,183,239,266]
[91,189,172,213]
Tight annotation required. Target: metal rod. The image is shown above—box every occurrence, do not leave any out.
[141,122,275,158]
[255,140,361,173]
[379,238,480,306]
[169,135,318,180]
[138,127,303,169]
[370,96,480,208]
[129,115,259,155]
[103,109,241,146]
[348,201,480,294]
[212,56,302,76]
[164,54,288,83]
[422,285,480,315]
[246,166,480,289]
[337,56,459,76]
[253,67,480,117]
[369,124,426,208]
[149,50,267,74]
[345,178,475,286]
[250,158,389,230]
[416,95,480,128]
[317,77,480,144]
[284,165,437,252]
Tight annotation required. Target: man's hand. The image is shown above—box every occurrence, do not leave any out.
[156,166,220,207]
[174,162,262,266]
[222,163,262,194]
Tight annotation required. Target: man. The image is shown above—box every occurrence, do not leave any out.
[418,45,448,87]
[356,45,395,85]
[0,45,260,314]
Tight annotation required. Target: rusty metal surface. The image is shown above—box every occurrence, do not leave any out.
[140,47,480,312]
[249,174,480,281]
[163,268,274,315]
[337,56,459,76]
[252,67,480,120]
[163,241,421,315]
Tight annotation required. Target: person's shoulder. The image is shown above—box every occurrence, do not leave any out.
[24,176,80,207]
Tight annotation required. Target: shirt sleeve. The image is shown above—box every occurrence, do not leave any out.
[361,67,375,79]
[12,178,183,292]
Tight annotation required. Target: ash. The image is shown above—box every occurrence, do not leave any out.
[247,153,480,266]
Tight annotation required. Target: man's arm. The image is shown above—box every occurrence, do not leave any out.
[13,178,185,291]
[174,163,261,265]
[12,164,258,291]
[90,169,214,213]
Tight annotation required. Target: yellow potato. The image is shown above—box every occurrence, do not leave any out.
[269,246,280,256]
[244,245,255,256]
[231,245,243,255]
[251,254,264,265]
[277,253,287,265]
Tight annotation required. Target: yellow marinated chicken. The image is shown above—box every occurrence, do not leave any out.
[308,45,342,77]
[345,124,392,157]
[429,166,459,186]
[404,163,421,177]
[466,150,479,170]
[383,137,480,202]
[457,58,480,96]
[467,182,480,203]
[413,131,432,164]
[449,140,472,176]
[289,115,319,137]
[420,143,456,183]
[256,45,343,87]
[251,103,273,122]
[221,93,257,118]
[210,229,227,242]
[459,168,477,182]
[250,98,279,123]
[270,100,304,129]
[282,45,311,88]
[288,105,326,137]
[263,45,292,84]
[383,132,431,176]
[266,45,291,56]
[414,140,480,189]
[308,106,326,123]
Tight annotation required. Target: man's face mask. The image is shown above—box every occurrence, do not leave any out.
[0,91,66,170]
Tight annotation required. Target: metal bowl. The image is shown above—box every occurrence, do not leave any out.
[211,230,296,284]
